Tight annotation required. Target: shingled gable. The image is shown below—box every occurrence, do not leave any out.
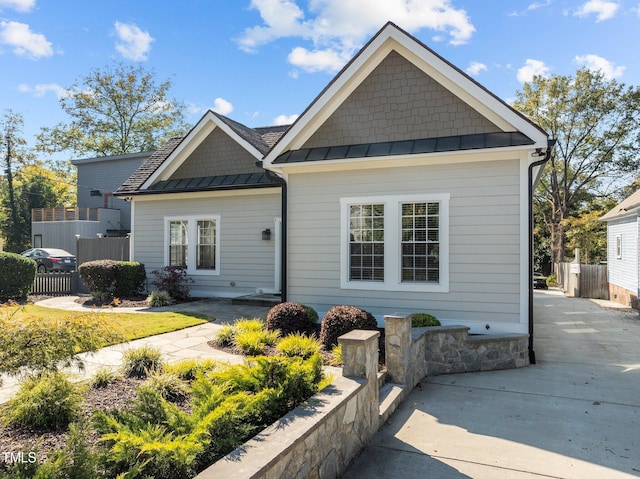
[263,22,548,169]
[115,110,288,196]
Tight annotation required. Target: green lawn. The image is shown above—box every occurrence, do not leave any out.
[3,304,213,343]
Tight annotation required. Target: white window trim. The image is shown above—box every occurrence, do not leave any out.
[164,215,221,275]
[616,234,622,259]
[340,193,450,293]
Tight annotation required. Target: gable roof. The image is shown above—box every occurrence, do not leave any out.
[115,111,288,196]
[601,189,640,221]
[263,22,548,169]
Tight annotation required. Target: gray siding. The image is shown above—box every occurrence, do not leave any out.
[286,158,524,331]
[132,190,281,297]
[302,51,500,149]
[171,128,263,180]
[76,156,147,230]
[607,218,639,293]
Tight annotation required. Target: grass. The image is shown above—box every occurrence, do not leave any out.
[2,304,212,343]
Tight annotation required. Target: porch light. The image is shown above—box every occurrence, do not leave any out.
[262,228,271,241]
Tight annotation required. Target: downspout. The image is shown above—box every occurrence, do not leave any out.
[262,167,287,302]
[527,140,554,365]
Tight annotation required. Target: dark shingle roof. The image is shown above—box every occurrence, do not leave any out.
[115,113,290,196]
[272,131,534,164]
[116,136,184,194]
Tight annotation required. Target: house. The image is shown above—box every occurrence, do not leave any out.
[601,189,640,310]
[117,23,551,345]
[31,151,150,254]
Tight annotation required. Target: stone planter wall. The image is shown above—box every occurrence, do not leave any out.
[196,330,380,479]
[385,317,529,393]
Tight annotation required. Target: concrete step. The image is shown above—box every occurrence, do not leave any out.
[231,294,281,307]
[377,370,387,390]
[379,383,405,425]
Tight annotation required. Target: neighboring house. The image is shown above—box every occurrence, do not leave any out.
[114,113,288,297]
[118,23,552,341]
[31,151,151,254]
[601,189,640,310]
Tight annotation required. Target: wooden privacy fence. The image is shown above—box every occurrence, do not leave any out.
[555,263,609,300]
[77,237,130,265]
[31,272,80,295]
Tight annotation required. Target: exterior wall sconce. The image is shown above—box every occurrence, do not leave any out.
[262,228,271,241]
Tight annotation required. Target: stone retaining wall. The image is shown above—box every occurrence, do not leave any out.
[196,330,380,479]
[197,319,528,478]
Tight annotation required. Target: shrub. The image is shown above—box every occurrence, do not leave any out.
[0,311,123,381]
[302,304,319,324]
[410,313,441,327]
[113,261,146,297]
[164,358,219,382]
[0,252,36,302]
[265,302,313,336]
[147,290,174,307]
[328,343,343,366]
[4,371,81,430]
[319,305,378,349]
[145,370,190,402]
[234,317,265,333]
[233,329,280,356]
[91,366,120,388]
[211,323,236,347]
[276,333,322,359]
[121,345,164,378]
[79,259,119,297]
[150,266,193,300]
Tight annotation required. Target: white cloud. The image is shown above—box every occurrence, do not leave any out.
[212,97,233,115]
[466,61,487,76]
[288,46,351,73]
[18,82,67,98]
[238,0,475,73]
[517,59,551,83]
[574,54,625,79]
[273,114,298,125]
[0,21,53,59]
[574,0,619,21]
[528,0,551,11]
[114,21,154,61]
[0,0,35,12]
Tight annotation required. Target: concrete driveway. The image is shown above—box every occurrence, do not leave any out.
[344,289,640,478]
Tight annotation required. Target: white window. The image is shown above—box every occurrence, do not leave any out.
[341,193,449,292]
[616,234,622,259]
[165,216,220,275]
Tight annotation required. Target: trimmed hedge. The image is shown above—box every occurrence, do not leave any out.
[0,252,36,302]
[113,262,146,297]
[319,305,378,349]
[410,313,441,327]
[265,302,314,336]
[79,260,146,298]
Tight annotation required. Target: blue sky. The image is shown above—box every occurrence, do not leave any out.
[1,0,639,158]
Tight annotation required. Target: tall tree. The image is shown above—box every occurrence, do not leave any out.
[0,110,35,252]
[514,69,640,264]
[37,63,188,157]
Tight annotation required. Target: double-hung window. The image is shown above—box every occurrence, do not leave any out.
[165,216,220,274]
[341,194,449,292]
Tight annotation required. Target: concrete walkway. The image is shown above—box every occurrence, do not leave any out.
[345,289,640,478]
[0,296,271,404]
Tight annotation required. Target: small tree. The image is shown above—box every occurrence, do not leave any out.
[37,63,188,157]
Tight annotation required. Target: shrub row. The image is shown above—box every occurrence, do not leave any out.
[263,302,440,350]
[0,252,36,302]
[78,260,146,299]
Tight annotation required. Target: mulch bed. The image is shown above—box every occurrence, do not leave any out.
[0,377,144,468]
